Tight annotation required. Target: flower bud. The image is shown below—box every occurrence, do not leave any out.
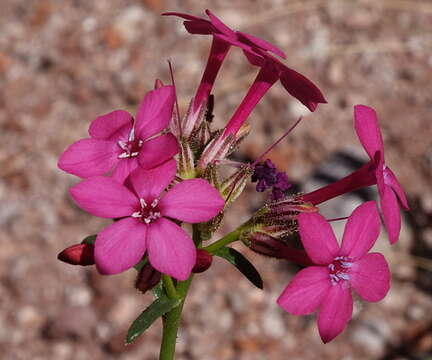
[57,243,95,266]
[220,164,254,206]
[192,249,213,273]
[154,79,164,89]
[135,263,162,294]
[247,232,312,266]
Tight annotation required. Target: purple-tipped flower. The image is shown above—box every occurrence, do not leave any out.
[277,201,391,343]
[58,86,178,183]
[69,160,225,281]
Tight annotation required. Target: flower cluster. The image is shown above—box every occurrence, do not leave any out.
[57,9,408,349]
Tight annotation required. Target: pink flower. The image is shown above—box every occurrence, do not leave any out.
[69,160,225,280]
[164,10,325,117]
[354,105,409,243]
[58,86,178,183]
[277,201,391,343]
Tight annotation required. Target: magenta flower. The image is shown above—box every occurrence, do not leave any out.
[277,201,390,343]
[354,105,409,243]
[164,10,325,121]
[69,160,225,280]
[163,10,287,112]
[58,85,178,183]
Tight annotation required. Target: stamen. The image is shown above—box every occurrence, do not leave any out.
[140,198,147,208]
[168,60,182,136]
[118,152,130,159]
[131,211,142,218]
[151,199,159,208]
[252,116,303,166]
[327,216,349,222]
[128,128,135,142]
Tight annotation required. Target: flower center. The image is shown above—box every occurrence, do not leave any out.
[328,256,352,285]
[118,128,143,159]
[131,198,161,224]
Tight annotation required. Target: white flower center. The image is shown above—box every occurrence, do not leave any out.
[131,198,161,224]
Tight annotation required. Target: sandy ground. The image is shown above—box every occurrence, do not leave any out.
[1,0,431,359]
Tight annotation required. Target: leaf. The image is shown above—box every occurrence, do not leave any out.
[126,295,181,344]
[214,247,264,289]
[81,234,96,245]
[151,280,165,299]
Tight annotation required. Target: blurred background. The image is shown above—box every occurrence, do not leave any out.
[1,0,431,359]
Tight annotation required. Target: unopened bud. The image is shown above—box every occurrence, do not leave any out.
[248,232,312,266]
[154,79,164,89]
[135,263,162,294]
[192,249,213,273]
[220,164,254,206]
[57,243,95,266]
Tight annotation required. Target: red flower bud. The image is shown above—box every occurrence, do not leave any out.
[249,232,312,266]
[192,249,213,273]
[57,243,95,266]
[154,79,164,89]
[135,263,162,294]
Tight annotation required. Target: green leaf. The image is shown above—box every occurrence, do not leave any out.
[214,247,263,289]
[126,296,181,344]
[81,234,96,245]
[152,280,164,299]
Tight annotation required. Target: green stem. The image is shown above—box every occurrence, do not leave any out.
[204,220,252,254]
[162,275,178,299]
[159,225,201,360]
[159,276,193,360]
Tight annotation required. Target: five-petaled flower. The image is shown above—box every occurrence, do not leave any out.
[69,159,225,280]
[277,201,391,343]
[58,85,179,183]
[354,105,409,243]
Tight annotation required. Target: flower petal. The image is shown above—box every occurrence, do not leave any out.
[349,253,391,302]
[184,20,213,34]
[129,159,177,201]
[277,267,331,315]
[135,86,175,140]
[138,133,178,169]
[317,284,353,343]
[95,218,147,275]
[88,110,133,140]
[354,105,384,160]
[340,201,381,260]
[147,218,196,281]
[205,9,236,37]
[297,212,340,265]
[384,167,409,210]
[70,176,137,218]
[236,31,286,59]
[280,66,327,112]
[111,157,139,184]
[58,138,119,178]
[158,179,225,223]
[381,185,402,244]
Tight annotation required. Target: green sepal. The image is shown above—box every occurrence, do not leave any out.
[81,234,96,245]
[213,247,263,289]
[133,257,148,271]
[126,295,181,344]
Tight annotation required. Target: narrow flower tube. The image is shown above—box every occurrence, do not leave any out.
[224,63,279,137]
[193,37,231,112]
[302,162,376,205]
